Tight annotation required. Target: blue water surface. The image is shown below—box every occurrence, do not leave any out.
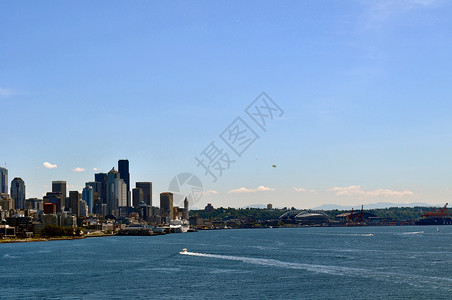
[1,226,451,299]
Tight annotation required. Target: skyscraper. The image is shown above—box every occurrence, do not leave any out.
[52,181,67,211]
[132,188,143,207]
[69,191,81,216]
[86,181,103,215]
[106,168,127,217]
[0,167,8,194]
[183,197,189,220]
[43,192,64,212]
[11,177,25,209]
[82,184,94,213]
[94,173,107,204]
[115,177,127,208]
[118,159,130,206]
[160,192,174,221]
[136,182,152,207]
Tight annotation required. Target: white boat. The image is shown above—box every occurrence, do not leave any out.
[180,248,188,254]
[170,219,190,233]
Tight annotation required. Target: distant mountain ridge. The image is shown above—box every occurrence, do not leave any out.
[201,202,441,211]
[238,202,440,210]
[312,202,438,210]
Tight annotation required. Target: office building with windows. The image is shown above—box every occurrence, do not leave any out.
[136,182,152,207]
[11,177,25,210]
[0,167,8,194]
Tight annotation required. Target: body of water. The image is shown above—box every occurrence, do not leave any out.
[1,226,451,299]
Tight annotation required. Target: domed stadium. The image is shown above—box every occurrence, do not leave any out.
[294,211,330,225]
[279,210,301,221]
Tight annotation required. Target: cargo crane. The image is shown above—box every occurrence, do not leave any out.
[346,208,355,225]
[346,205,365,226]
[421,203,450,218]
[355,205,363,223]
[416,203,452,225]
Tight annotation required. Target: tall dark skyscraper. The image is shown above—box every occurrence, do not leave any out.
[118,159,130,206]
[94,173,107,204]
[69,191,81,216]
[0,167,8,194]
[132,188,143,207]
[52,181,67,211]
[52,181,67,198]
[160,192,174,221]
[11,177,25,209]
[136,182,152,207]
[183,197,189,220]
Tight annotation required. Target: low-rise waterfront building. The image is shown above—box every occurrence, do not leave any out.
[0,224,15,237]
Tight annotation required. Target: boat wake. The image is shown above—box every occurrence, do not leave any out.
[181,251,353,275]
[336,233,374,237]
[402,231,424,235]
[180,251,452,290]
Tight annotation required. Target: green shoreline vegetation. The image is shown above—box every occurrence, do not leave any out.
[190,206,441,222]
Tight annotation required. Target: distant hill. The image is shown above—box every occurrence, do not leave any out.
[189,204,449,222]
[313,202,438,210]
[240,204,268,209]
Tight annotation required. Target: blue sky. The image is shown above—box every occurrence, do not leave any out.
[2,0,452,209]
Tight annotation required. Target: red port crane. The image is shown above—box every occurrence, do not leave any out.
[355,205,364,223]
[422,203,450,218]
[346,207,355,225]
[346,205,365,225]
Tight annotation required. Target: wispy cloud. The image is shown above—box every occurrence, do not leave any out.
[365,0,438,28]
[328,185,414,198]
[228,185,275,194]
[93,168,101,171]
[72,167,86,172]
[43,162,58,169]
[204,190,219,196]
[0,87,14,98]
[293,187,307,192]
[293,187,317,193]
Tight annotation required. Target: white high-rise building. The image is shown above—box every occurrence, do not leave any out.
[115,178,127,208]
[106,167,128,217]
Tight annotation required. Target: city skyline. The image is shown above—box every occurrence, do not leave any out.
[2,1,452,208]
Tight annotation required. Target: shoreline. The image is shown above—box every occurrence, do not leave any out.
[0,234,114,244]
[1,224,445,243]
